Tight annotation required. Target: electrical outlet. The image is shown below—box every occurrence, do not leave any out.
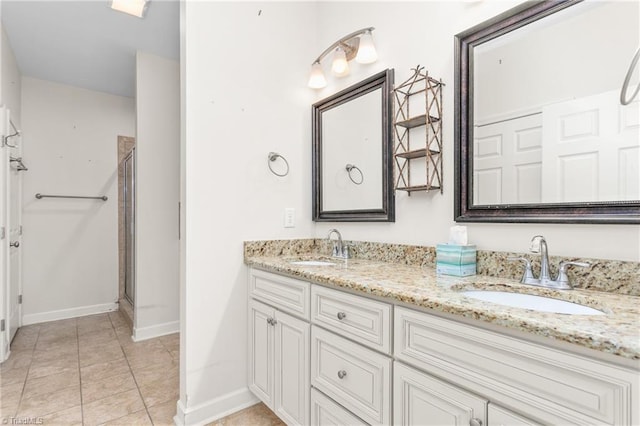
[284,208,295,228]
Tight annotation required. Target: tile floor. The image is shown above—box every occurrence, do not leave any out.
[206,403,284,426]
[0,311,179,425]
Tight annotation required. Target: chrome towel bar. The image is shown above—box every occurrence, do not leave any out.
[35,193,108,201]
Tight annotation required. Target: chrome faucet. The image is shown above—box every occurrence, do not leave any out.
[327,229,350,259]
[508,235,590,290]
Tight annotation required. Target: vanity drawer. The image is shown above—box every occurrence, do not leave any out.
[394,306,636,425]
[311,285,391,354]
[310,388,368,426]
[311,326,391,426]
[249,269,310,319]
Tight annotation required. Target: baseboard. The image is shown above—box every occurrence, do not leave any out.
[174,388,259,426]
[22,302,118,325]
[132,320,180,342]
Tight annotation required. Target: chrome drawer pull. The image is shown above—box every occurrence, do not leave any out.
[337,370,347,379]
[266,317,277,326]
[337,312,347,320]
[469,418,482,426]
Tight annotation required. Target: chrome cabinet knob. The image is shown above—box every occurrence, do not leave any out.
[10,241,19,248]
[337,312,346,320]
[469,418,482,426]
[337,370,347,379]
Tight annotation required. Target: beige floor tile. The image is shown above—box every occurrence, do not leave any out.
[33,344,78,363]
[81,359,131,382]
[38,319,77,333]
[127,349,173,370]
[130,358,178,388]
[147,399,177,425]
[22,369,80,399]
[40,404,83,426]
[114,326,133,343]
[100,408,153,426]
[0,366,29,386]
[80,344,125,368]
[108,312,129,329]
[207,403,284,426]
[81,371,137,404]
[28,357,78,380]
[79,328,118,347]
[35,333,77,350]
[138,375,179,408]
[0,381,24,418]
[158,334,179,352]
[82,389,145,426]
[122,339,165,356]
[10,331,38,351]
[16,384,81,418]
[1,349,33,371]
[169,349,179,361]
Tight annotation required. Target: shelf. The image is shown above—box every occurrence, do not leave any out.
[395,114,440,129]
[395,148,440,160]
[396,185,441,193]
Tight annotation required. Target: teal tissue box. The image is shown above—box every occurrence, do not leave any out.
[436,244,477,276]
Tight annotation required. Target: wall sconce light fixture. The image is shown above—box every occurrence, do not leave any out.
[110,0,150,18]
[308,27,378,89]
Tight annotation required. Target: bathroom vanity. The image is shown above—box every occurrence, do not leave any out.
[245,242,639,426]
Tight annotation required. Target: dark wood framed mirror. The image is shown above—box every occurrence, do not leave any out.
[454,0,640,224]
[313,69,395,222]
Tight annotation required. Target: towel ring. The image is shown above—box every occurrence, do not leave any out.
[268,152,289,177]
[621,47,640,106]
[345,164,363,185]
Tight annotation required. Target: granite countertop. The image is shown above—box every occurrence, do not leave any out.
[244,253,640,362]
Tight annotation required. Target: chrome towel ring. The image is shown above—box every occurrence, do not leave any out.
[621,47,640,106]
[345,164,363,185]
[268,152,289,177]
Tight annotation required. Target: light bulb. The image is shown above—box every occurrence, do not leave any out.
[308,62,327,89]
[355,30,378,64]
[331,48,350,77]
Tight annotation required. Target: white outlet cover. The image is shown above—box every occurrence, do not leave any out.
[284,208,295,228]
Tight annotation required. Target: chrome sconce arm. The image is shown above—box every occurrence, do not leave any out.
[308,27,377,89]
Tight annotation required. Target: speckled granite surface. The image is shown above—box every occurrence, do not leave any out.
[244,239,640,360]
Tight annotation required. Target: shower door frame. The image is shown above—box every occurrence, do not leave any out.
[123,149,135,305]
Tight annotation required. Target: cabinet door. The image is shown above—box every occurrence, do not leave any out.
[248,299,275,408]
[274,310,310,426]
[489,404,543,426]
[394,362,487,426]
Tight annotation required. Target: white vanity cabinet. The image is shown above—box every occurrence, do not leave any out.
[394,306,637,425]
[248,270,310,426]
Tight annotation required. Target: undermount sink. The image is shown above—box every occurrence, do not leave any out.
[462,290,605,315]
[290,260,336,266]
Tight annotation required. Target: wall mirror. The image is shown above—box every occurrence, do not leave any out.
[313,69,395,221]
[455,0,640,223]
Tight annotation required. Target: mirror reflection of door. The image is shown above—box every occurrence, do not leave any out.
[124,149,135,305]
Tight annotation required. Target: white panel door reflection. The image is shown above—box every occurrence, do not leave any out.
[542,90,640,203]
[473,114,542,205]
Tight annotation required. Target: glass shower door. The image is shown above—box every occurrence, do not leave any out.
[124,149,135,305]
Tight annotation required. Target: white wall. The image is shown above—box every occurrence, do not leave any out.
[134,51,180,340]
[2,28,21,125]
[310,1,640,262]
[180,1,316,423]
[21,77,135,324]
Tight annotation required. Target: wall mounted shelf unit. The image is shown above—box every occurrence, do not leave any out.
[393,66,443,195]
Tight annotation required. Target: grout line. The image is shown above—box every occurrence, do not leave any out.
[12,325,39,418]
[76,318,85,425]
[111,311,156,425]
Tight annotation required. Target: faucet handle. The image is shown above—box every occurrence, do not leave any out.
[556,261,591,289]
[507,257,537,284]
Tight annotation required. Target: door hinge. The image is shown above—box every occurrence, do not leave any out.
[19,225,23,235]
[1,319,5,332]
[18,295,22,304]
[0,227,4,240]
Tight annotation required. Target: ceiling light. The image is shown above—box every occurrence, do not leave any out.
[110,0,150,18]
[307,27,378,88]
